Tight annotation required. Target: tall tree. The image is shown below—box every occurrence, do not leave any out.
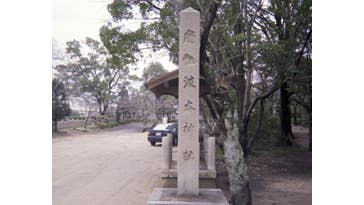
[55,37,131,116]
[52,78,71,132]
[115,85,130,122]
[262,0,312,145]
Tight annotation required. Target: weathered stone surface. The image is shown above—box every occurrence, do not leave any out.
[161,150,216,179]
[207,137,216,171]
[177,7,200,196]
[147,188,229,205]
[162,135,172,170]
[161,168,216,179]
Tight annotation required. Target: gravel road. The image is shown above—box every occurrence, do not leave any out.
[53,123,162,205]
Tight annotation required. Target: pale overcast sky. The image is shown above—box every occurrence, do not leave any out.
[52,0,177,84]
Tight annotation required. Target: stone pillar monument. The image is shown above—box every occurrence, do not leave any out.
[147,7,228,205]
[177,7,200,196]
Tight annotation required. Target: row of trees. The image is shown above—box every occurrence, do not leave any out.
[53,37,176,130]
[100,1,311,205]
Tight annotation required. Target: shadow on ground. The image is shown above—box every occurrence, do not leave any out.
[216,125,312,205]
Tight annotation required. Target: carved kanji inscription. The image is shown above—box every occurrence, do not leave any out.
[183,122,194,133]
[183,75,196,88]
[182,53,196,65]
[183,29,196,44]
[182,150,195,161]
[184,99,196,111]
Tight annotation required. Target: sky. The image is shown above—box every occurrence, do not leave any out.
[52,0,177,87]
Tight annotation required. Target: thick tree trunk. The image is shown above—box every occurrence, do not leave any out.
[279,82,293,146]
[99,106,104,116]
[98,100,108,116]
[224,118,252,205]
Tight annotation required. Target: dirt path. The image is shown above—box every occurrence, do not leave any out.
[54,122,311,205]
[53,123,163,205]
[248,151,312,205]
[248,126,312,205]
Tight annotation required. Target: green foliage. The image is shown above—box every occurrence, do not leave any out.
[288,58,312,95]
[100,25,145,65]
[142,62,167,83]
[107,0,133,21]
[52,79,71,130]
[103,0,312,137]
[247,106,280,150]
[265,0,312,85]
[55,37,131,115]
[102,0,312,146]
[101,1,188,63]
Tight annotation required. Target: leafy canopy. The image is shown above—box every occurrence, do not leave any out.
[55,37,131,115]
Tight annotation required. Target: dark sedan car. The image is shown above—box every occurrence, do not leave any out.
[147,123,178,146]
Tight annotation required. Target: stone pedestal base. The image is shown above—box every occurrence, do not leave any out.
[161,160,216,179]
[161,168,216,179]
[147,188,229,205]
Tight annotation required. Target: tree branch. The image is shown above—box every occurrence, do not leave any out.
[295,28,312,66]
[291,97,311,113]
[200,0,221,78]
[142,0,162,11]
[244,85,279,131]
[246,99,264,155]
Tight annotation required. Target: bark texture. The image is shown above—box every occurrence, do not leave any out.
[224,116,252,205]
[279,82,293,145]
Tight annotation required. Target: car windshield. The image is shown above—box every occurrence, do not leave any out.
[152,123,174,130]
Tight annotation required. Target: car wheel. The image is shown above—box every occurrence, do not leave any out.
[150,142,156,146]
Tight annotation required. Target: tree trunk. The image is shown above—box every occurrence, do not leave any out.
[293,103,298,125]
[246,100,265,156]
[54,119,58,132]
[116,111,121,123]
[84,110,90,129]
[279,82,293,146]
[98,100,108,116]
[99,105,104,116]
[224,118,252,205]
